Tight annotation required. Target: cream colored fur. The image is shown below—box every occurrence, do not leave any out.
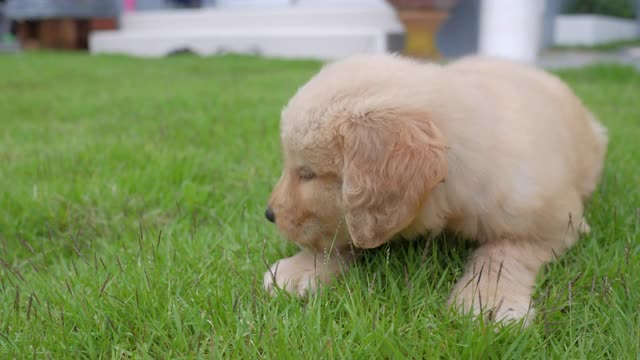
[263,54,608,326]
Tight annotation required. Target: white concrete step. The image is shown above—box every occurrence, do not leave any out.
[119,7,403,32]
[554,15,638,46]
[89,27,389,59]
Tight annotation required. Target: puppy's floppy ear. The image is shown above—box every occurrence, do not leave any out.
[337,110,447,249]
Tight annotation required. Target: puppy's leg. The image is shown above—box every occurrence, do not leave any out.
[448,240,554,326]
[264,248,357,296]
[451,189,587,326]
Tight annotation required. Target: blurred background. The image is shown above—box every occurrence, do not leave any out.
[0,3,639,357]
[1,0,639,67]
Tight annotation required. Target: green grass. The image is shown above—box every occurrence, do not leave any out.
[0,52,639,358]
[551,37,640,52]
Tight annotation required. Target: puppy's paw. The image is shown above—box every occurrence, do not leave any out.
[578,217,591,235]
[263,250,355,297]
[263,258,320,297]
[449,285,535,327]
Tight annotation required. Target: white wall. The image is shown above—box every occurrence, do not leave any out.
[555,15,638,46]
[216,0,390,8]
[479,0,546,63]
[295,0,390,7]
[216,0,290,7]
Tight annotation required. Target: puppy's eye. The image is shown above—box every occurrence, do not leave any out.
[299,167,316,181]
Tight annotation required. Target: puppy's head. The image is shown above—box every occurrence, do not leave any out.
[266,55,447,250]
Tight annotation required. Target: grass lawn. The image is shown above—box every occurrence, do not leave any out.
[0,52,639,358]
[550,38,640,52]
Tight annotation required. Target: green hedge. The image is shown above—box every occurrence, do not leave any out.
[565,0,637,19]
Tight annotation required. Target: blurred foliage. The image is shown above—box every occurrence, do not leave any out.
[565,0,637,19]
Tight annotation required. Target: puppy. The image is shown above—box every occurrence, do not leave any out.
[263,54,608,325]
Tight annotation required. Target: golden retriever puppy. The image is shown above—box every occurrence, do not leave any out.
[263,54,607,325]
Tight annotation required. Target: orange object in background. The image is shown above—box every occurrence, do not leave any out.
[16,18,116,50]
[386,0,458,59]
[6,0,119,50]
[397,9,449,59]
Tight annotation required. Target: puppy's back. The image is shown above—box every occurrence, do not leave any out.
[444,56,606,201]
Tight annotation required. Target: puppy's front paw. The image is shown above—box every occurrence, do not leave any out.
[449,281,535,327]
[263,257,320,297]
[263,250,354,297]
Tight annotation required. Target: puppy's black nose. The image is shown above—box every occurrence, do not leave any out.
[265,207,275,223]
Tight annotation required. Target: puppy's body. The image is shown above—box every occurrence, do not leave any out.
[405,57,606,243]
[264,55,607,325]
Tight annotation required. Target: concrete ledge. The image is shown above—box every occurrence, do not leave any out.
[90,7,403,59]
[119,7,402,32]
[555,15,637,46]
[90,28,388,59]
